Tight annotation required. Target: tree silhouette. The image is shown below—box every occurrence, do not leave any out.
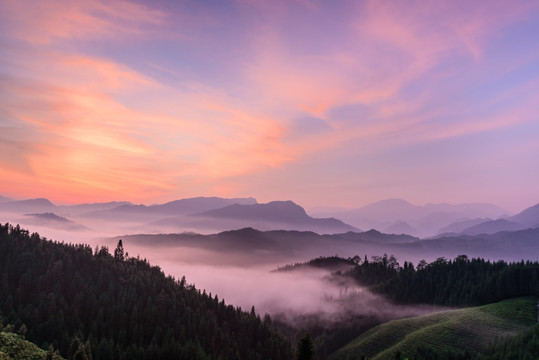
[296,334,314,360]
[114,239,124,261]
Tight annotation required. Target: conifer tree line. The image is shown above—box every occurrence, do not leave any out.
[345,253,539,306]
[0,223,292,360]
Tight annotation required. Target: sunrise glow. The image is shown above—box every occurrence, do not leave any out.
[1,0,539,210]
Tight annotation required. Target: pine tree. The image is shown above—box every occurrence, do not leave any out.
[114,240,125,261]
[296,334,314,360]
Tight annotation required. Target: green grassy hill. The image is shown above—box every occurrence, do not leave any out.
[0,332,63,360]
[331,297,537,360]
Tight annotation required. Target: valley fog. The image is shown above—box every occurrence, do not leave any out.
[1,209,446,328]
[2,197,537,330]
[158,261,444,327]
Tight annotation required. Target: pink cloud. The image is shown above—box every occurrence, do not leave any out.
[0,48,294,203]
[0,0,166,44]
[1,0,538,208]
[238,0,539,156]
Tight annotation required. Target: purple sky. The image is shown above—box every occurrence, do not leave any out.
[1,0,538,212]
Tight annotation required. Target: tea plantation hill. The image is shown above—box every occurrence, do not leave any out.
[331,297,537,360]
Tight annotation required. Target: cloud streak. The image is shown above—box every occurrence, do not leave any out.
[1,0,538,209]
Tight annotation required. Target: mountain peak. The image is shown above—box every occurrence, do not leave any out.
[0,198,56,212]
[24,212,71,223]
[510,203,539,227]
[199,201,308,220]
[18,198,55,206]
[265,200,307,214]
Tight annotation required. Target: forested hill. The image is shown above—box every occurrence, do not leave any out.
[0,223,292,360]
[346,254,539,306]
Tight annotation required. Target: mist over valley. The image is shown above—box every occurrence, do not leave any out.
[2,195,539,359]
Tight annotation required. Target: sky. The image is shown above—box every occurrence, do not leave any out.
[1,0,539,212]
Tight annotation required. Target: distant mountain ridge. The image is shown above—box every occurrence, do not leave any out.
[197,201,310,222]
[22,212,89,231]
[437,218,490,235]
[58,201,132,216]
[0,198,56,213]
[510,203,539,227]
[84,196,257,220]
[383,221,418,236]
[2,195,539,239]
[453,202,539,235]
[25,212,71,223]
[460,219,523,235]
[187,200,358,234]
[313,199,509,237]
[115,226,539,266]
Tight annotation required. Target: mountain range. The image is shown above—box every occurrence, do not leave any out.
[85,196,257,220]
[1,195,539,239]
[114,225,539,266]
[436,203,539,236]
[0,196,356,235]
[312,199,511,237]
[153,200,358,234]
[22,212,89,231]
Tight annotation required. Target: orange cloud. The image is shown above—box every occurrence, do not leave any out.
[0,46,295,203]
[1,0,538,207]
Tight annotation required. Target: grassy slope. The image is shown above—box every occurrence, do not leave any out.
[0,332,63,360]
[331,297,537,360]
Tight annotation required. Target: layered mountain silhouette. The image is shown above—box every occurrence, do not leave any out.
[22,212,89,231]
[0,198,56,213]
[382,221,418,236]
[58,201,132,216]
[116,225,539,266]
[510,203,539,227]
[313,199,508,237]
[154,200,358,234]
[83,196,257,221]
[335,229,418,243]
[437,218,490,235]
[1,195,538,239]
[452,203,539,235]
[459,219,523,235]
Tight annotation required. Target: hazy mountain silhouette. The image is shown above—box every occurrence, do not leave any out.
[26,212,71,223]
[0,195,12,203]
[313,199,508,237]
[335,229,418,243]
[116,225,539,266]
[414,227,539,262]
[2,195,535,243]
[83,197,257,221]
[59,201,132,216]
[0,198,56,213]
[461,219,523,235]
[423,202,507,218]
[182,200,358,234]
[341,199,424,223]
[437,218,490,235]
[114,228,324,265]
[509,203,539,227]
[383,221,418,236]
[22,212,89,231]
[457,202,539,235]
[154,197,257,214]
[199,201,309,221]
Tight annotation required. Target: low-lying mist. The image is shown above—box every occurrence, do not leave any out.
[0,210,508,332]
[156,259,445,330]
